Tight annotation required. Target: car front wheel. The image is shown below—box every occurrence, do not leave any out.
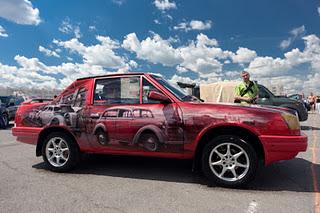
[42,132,79,172]
[202,135,258,188]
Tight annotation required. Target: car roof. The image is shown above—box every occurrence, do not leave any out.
[76,72,149,81]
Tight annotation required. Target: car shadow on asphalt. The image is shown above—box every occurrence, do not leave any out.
[301,125,320,131]
[33,155,319,193]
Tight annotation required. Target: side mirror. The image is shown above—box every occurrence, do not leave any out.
[148,91,171,103]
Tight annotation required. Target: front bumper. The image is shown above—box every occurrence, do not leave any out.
[259,133,308,165]
[12,127,41,145]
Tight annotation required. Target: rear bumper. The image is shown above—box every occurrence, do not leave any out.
[12,127,41,145]
[259,133,308,165]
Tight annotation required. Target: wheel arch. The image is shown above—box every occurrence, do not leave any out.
[193,125,264,171]
[36,127,79,157]
[133,125,165,144]
[93,123,107,134]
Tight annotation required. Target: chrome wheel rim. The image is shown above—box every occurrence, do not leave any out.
[209,142,250,182]
[45,137,70,167]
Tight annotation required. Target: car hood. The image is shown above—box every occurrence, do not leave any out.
[185,101,289,115]
[273,96,301,104]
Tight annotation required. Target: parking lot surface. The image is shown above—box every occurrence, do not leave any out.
[0,114,319,213]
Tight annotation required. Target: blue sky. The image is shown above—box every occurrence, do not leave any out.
[0,0,320,94]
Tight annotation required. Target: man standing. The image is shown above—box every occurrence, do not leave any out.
[308,92,317,112]
[234,71,259,104]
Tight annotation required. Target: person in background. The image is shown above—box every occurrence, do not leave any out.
[308,92,317,112]
[234,71,259,104]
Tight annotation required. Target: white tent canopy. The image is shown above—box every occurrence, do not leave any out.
[200,81,240,103]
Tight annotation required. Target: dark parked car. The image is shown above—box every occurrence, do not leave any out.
[257,85,308,121]
[12,73,307,188]
[0,95,25,125]
[288,94,311,111]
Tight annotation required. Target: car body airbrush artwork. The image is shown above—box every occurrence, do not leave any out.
[12,73,307,188]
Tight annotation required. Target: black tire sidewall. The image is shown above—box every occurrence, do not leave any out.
[42,132,79,172]
[2,113,9,127]
[202,135,258,188]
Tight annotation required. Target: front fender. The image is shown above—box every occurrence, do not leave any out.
[194,122,261,146]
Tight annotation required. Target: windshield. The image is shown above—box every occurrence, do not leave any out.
[151,75,199,102]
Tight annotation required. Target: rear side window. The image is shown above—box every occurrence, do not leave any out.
[94,77,140,105]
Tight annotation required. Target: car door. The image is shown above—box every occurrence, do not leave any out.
[86,76,140,149]
[139,77,184,152]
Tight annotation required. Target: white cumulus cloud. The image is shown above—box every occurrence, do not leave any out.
[59,18,81,38]
[39,46,60,58]
[54,36,136,72]
[122,32,183,66]
[174,20,212,32]
[0,25,8,37]
[154,0,176,11]
[280,25,305,49]
[0,0,41,25]
[231,47,257,64]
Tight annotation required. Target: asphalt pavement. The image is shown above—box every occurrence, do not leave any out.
[0,114,319,213]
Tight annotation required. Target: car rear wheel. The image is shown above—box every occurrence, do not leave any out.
[202,135,258,188]
[42,132,79,172]
[140,133,159,152]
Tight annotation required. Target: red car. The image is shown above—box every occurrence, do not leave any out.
[12,73,307,187]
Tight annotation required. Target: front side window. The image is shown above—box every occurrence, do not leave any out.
[94,77,140,105]
[151,75,192,101]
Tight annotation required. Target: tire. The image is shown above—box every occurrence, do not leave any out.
[201,135,258,188]
[96,129,108,146]
[2,113,9,128]
[140,133,159,152]
[42,132,80,172]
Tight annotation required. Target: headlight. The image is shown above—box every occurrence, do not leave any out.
[281,112,300,130]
